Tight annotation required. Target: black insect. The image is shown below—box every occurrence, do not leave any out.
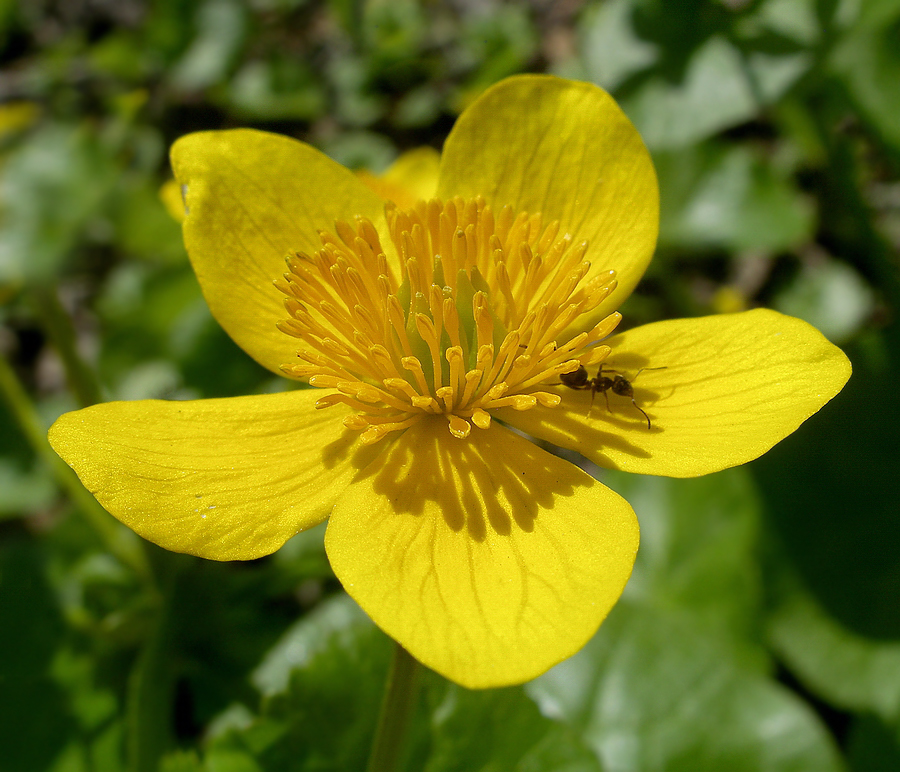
[560,364,665,429]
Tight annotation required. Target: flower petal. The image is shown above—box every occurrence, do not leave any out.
[357,146,441,210]
[325,417,638,688]
[498,309,851,478]
[171,129,387,375]
[48,390,380,561]
[437,75,658,320]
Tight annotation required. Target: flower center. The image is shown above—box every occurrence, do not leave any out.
[275,196,621,443]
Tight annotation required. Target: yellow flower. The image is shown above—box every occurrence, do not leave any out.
[356,146,440,211]
[48,76,850,689]
[159,178,187,223]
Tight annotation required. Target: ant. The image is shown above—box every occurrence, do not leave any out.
[559,364,665,429]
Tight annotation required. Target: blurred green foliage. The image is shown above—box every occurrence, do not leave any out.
[1,0,898,770]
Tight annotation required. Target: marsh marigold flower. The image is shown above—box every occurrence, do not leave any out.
[49,76,850,688]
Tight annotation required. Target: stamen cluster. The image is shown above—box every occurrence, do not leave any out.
[275,197,621,443]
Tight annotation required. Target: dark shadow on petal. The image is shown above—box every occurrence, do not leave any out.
[495,350,673,466]
[352,416,586,542]
[320,425,384,471]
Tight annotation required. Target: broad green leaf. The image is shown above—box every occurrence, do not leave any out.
[766,567,900,721]
[168,0,248,92]
[0,456,56,518]
[227,595,392,771]
[601,468,767,667]
[252,594,377,698]
[523,467,844,770]
[228,58,324,121]
[528,601,844,772]
[0,123,118,284]
[0,539,73,771]
[657,143,814,252]
[424,686,602,772]
[846,714,900,772]
[622,37,758,149]
[742,0,820,45]
[830,0,900,150]
[773,257,875,343]
[236,594,602,771]
[753,325,900,641]
[577,0,658,91]
[744,51,811,103]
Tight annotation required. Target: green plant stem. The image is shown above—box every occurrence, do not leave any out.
[0,349,150,579]
[31,284,103,407]
[366,642,421,772]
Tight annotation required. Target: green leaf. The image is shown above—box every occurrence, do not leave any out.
[657,143,814,253]
[0,123,118,284]
[577,0,658,91]
[829,0,900,151]
[766,567,900,721]
[622,36,758,149]
[741,0,821,46]
[223,594,392,772]
[320,130,396,173]
[252,594,375,698]
[113,175,186,264]
[752,325,900,641]
[228,58,324,121]
[0,539,73,771]
[847,714,900,772]
[519,467,844,770]
[225,593,604,771]
[0,455,56,518]
[601,468,767,667]
[424,685,602,772]
[168,0,248,92]
[457,5,538,95]
[528,600,844,772]
[773,257,875,343]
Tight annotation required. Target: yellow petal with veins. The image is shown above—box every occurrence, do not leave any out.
[437,75,657,325]
[171,129,388,376]
[49,389,380,560]
[325,416,639,688]
[499,309,851,477]
[357,146,441,209]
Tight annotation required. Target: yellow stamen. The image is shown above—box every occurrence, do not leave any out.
[276,197,622,442]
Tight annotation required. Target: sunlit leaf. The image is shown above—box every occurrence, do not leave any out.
[830,0,900,151]
[529,601,843,772]
[578,0,658,91]
[602,468,767,667]
[773,257,875,343]
[766,566,900,721]
[657,143,814,252]
[424,686,602,772]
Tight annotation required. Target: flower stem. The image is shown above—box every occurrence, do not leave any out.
[366,641,421,772]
